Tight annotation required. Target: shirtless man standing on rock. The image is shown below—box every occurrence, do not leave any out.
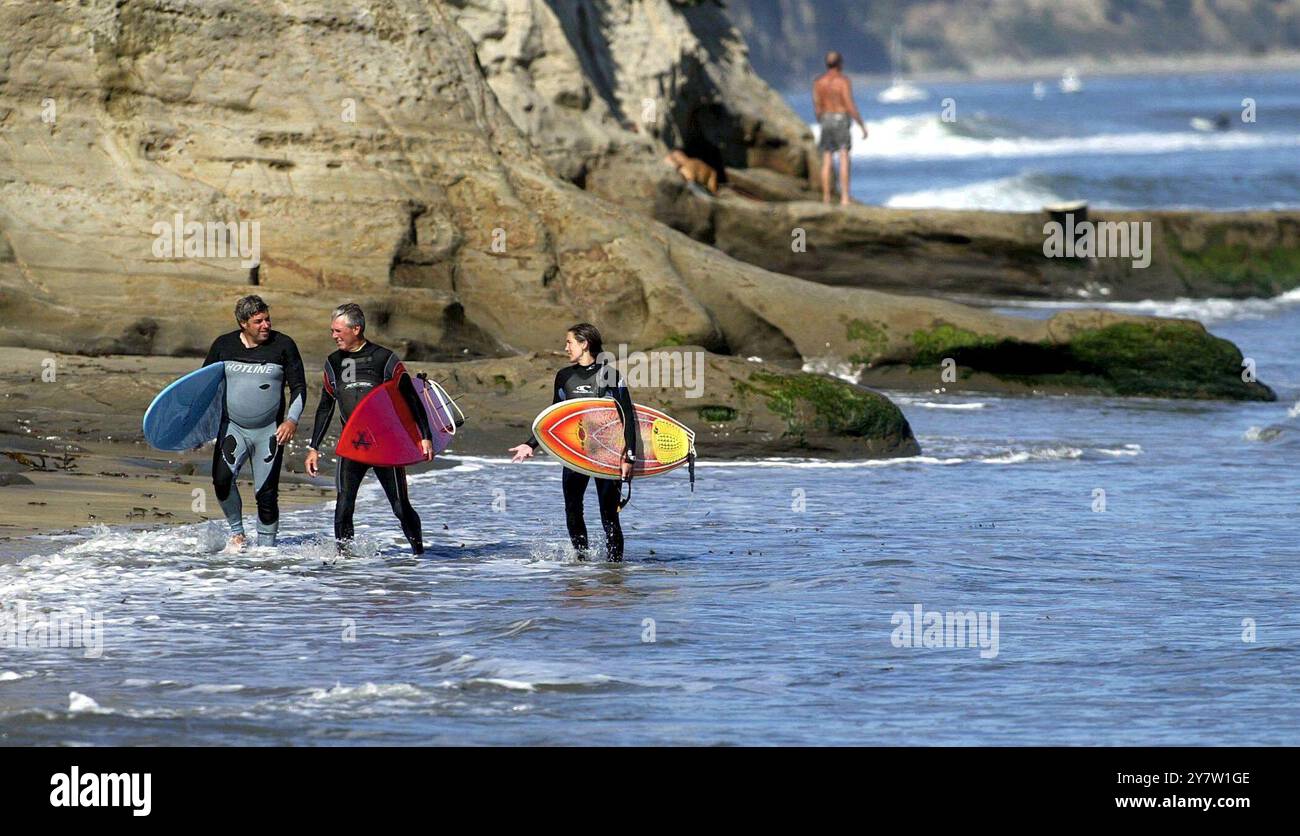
[813,50,868,205]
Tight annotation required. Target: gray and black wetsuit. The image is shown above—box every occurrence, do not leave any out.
[308,341,431,555]
[203,330,307,546]
[524,361,638,561]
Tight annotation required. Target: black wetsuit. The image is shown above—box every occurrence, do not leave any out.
[203,330,307,546]
[526,361,638,561]
[308,341,431,554]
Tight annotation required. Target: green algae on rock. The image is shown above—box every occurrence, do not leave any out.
[845,318,889,366]
[734,370,919,453]
[882,318,1275,402]
[907,323,1002,367]
[1065,321,1274,400]
[1169,238,1300,299]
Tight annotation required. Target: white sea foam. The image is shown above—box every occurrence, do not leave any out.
[1096,444,1143,457]
[430,454,549,468]
[698,438,1137,468]
[1243,425,1286,442]
[306,682,425,702]
[696,456,959,468]
[459,658,616,691]
[890,393,994,408]
[909,401,988,410]
[980,447,1083,464]
[822,113,1300,162]
[469,678,537,691]
[521,539,580,564]
[179,683,246,694]
[801,357,862,384]
[67,692,102,713]
[999,287,1300,324]
[886,172,1067,211]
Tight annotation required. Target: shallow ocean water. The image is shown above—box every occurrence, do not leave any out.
[2,296,1297,745]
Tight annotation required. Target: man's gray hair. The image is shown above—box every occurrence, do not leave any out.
[332,303,365,334]
[235,295,269,324]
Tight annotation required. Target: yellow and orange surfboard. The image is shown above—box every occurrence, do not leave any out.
[531,398,695,480]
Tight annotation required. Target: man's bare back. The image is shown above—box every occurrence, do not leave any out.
[813,71,859,119]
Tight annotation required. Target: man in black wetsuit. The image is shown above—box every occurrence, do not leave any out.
[509,323,638,561]
[203,295,307,551]
[304,303,433,555]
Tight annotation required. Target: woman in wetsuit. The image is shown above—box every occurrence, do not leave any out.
[509,323,637,561]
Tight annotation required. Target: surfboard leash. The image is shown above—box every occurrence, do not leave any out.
[618,477,632,513]
[609,396,635,513]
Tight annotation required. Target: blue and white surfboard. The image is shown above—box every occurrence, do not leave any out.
[142,363,226,451]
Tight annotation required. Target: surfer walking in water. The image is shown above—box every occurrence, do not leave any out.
[202,295,307,551]
[813,50,868,205]
[509,323,638,562]
[304,304,433,556]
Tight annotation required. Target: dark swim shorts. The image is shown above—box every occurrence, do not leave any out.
[818,112,852,152]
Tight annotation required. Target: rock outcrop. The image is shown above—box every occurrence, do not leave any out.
[0,0,1275,407]
[646,185,1300,301]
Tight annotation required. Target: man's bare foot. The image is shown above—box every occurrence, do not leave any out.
[224,533,247,553]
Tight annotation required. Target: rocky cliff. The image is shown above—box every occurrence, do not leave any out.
[0,0,1274,408]
[445,0,817,185]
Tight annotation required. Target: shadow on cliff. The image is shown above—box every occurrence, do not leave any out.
[543,0,626,123]
[544,1,759,184]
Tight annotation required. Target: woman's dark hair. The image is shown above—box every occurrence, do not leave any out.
[567,322,603,358]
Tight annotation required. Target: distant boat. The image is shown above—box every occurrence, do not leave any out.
[1190,113,1231,132]
[877,80,929,104]
[1032,81,1048,100]
[877,29,929,104]
[1059,67,1083,94]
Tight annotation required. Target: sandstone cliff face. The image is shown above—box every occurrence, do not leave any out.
[444,0,817,185]
[0,0,713,359]
[0,0,1273,405]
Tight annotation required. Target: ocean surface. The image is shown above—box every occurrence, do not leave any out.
[790,69,1300,210]
[2,72,1299,745]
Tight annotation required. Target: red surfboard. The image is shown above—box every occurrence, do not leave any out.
[335,374,463,467]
